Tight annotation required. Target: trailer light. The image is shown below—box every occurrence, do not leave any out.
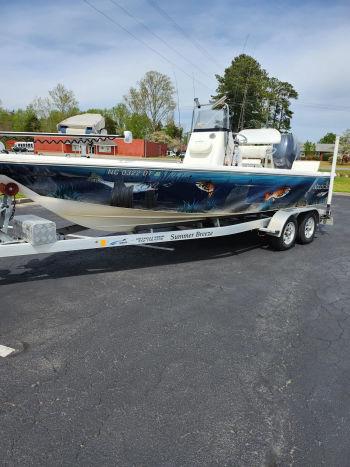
[5,183,19,196]
[0,183,6,194]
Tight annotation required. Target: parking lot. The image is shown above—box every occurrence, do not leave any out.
[0,195,349,466]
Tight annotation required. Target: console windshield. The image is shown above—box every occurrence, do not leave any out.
[193,107,229,131]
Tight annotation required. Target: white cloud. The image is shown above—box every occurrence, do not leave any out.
[0,0,349,140]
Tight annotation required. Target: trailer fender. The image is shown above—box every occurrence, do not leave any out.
[259,207,320,238]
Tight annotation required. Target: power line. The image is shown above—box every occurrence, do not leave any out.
[109,0,214,82]
[82,0,211,91]
[178,99,350,112]
[146,0,223,69]
[242,34,250,54]
[293,102,350,111]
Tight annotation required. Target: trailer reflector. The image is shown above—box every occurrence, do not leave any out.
[5,183,19,196]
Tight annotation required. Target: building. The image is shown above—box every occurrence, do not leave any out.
[299,142,335,160]
[34,113,167,157]
[57,113,106,135]
[315,143,335,160]
[34,137,167,158]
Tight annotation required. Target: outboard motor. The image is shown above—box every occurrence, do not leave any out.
[272,133,300,169]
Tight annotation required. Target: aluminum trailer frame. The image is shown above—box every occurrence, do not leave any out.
[0,203,330,258]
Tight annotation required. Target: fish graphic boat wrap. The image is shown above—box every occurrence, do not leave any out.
[0,160,330,216]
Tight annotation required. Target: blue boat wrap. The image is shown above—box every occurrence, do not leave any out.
[0,162,330,214]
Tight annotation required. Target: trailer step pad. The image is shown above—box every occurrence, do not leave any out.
[12,215,57,245]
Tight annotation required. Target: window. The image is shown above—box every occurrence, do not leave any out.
[98,145,112,153]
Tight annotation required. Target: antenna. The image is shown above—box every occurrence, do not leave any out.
[192,73,196,101]
[173,70,181,127]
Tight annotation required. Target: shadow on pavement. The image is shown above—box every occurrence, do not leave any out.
[0,232,267,285]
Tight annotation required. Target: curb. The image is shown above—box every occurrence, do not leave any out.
[334,192,350,197]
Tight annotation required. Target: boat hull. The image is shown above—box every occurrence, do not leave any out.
[0,156,331,232]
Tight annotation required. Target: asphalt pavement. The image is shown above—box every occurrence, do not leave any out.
[0,196,349,466]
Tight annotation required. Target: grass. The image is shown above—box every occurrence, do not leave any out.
[319,168,350,193]
[319,160,350,170]
[334,176,350,193]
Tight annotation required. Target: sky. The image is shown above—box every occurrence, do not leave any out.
[0,0,349,141]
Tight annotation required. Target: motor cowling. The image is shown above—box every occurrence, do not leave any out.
[273,133,300,169]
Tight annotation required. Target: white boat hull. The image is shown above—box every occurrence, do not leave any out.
[0,175,218,232]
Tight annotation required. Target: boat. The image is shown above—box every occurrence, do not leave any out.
[0,102,331,232]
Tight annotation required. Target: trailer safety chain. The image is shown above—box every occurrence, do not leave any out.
[9,196,16,222]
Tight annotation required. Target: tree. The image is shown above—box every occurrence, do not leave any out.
[0,108,13,131]
[11,109,26,131]
[339,129,350,163]
[49,83,78,114]
[303,141,316,157]
[214,54,269,131]
[30,84,79,132]
[149,131,174,145]
[124,113,153,139]
[319,132,336,144]
[108,103,130,133]
[10,107,40,132]
[214,54,298,131]
[103,115,117,134]
[124,71,176,131]
[31,96,53,119]
[24,106,41,131]
[164,119,183,139]
[265,78,298,130]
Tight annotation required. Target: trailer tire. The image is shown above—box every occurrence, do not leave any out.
[269,217,297,251]
[297,212,317,244]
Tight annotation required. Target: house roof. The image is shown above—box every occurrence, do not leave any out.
[58,113,105,132]
[316,143,335,152]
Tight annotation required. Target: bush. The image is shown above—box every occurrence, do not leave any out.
[305,154,319,161]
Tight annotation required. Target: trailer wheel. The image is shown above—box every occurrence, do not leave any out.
[269,217,297,251]
[297,212,317,244]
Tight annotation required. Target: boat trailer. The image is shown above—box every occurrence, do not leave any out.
[0,193,333,258]
[0,136,338,259]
